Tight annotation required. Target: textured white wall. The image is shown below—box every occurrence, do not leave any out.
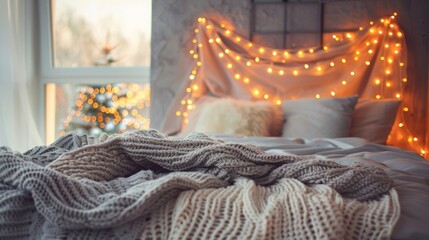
[150,0,251,129]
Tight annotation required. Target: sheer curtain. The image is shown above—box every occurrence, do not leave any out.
[0,0,42,152]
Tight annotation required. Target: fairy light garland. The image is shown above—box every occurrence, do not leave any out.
[177,13,427,158]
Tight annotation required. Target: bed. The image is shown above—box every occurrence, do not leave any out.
[1,9,428,240]
[0,129,428,239]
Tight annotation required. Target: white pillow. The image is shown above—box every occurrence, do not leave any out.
[181,96,219,135]
[193,98,283,137]
[282,96,358,138]
[350,99,400,144]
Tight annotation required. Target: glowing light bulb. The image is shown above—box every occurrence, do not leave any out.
[385,70,391,75]
[359,27,364,31]
[225,30,231,35]
[194,29,199,33]
[208,39,214,43]
[279,70,284,75]
[386,82,391,87]
[402,78,408,83]
[341,58,346,63]
[227,63,233,69]
[218,53,224,58]
[244,78,250,84]
[283,51,289,57]
[248,43,253,47]
[225,49,230,54]
[315,94,320,99]
[370,21,374,25]
[267,68,273,74]
[398,123,404,128]
[272,51,278,56]
[197,61,202,66]
[317,66,322,72]
[186,88,191,93]
[395,93,401,98]
[400,62,404,67]
[373,39,378,44]
[253,89,260,96]
[355,51,360,55]
[388,58,393,64]
[276,99,282,105]
[368,49,373,54]
[235,37,241,42]
[216,38,221,43]
[370,28,375,33]
[198,43,203,48]
[246,61,251,67]
[309,48,314,53]
[397,32,403,37]
[189,75,195,80]
[293,70,299,76]
[365,61,371,65]
[330,91,336,96]
[385,44,390,48]
[193,54,198,59]
[189,50,195,55]
[181,100,186,105]
[330,62,335,67]
[346,33,352,38]
[259,48,265,54]
[323,46,329,51]
[264,94,269,100]
[342,80,347,85]
[376,95,381,99]
[304,64,309,69]
[176,111,181,117]
[379,30,383,35]
[192,39,197,44]
[350,71,355,76]
[234,73,241,79]
[298,50,304,56]
[255,57,260,63]
[414,137,418,142]
[235,56,241,61]
[403,107,409,112]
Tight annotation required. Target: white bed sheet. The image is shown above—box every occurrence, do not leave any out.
[210,135,429,240]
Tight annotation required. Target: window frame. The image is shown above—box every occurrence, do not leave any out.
[38,0,150,84]
[38,0,151,144]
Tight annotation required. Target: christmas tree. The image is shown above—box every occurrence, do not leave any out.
[60,40,150,136]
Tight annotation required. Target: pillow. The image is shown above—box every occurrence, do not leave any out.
[282,96,358,138]
[350,99,401,144]
[192,98,283,137]
[181,96,219,135]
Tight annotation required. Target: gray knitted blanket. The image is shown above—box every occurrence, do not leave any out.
[0,130,395,239]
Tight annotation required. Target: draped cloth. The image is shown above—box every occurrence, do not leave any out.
[161,15,421,153]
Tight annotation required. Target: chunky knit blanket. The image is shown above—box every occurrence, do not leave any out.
[0,130,400,239]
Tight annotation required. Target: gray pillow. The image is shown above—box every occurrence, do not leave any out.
[282,96,358,138]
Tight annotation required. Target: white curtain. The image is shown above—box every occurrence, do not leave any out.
[0,0,42,152]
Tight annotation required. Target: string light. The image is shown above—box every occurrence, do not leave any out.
[177,15,424,158]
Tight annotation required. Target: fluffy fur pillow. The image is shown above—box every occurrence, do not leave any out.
[193,98,283,137]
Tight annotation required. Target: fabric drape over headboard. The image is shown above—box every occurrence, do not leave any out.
[161,15,424,155]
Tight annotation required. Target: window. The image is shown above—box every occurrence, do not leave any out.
[39,0,152,144]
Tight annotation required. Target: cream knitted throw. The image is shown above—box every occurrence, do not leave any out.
[0,130,400,239]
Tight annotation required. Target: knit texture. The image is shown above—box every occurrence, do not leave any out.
[0,130,399,239]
